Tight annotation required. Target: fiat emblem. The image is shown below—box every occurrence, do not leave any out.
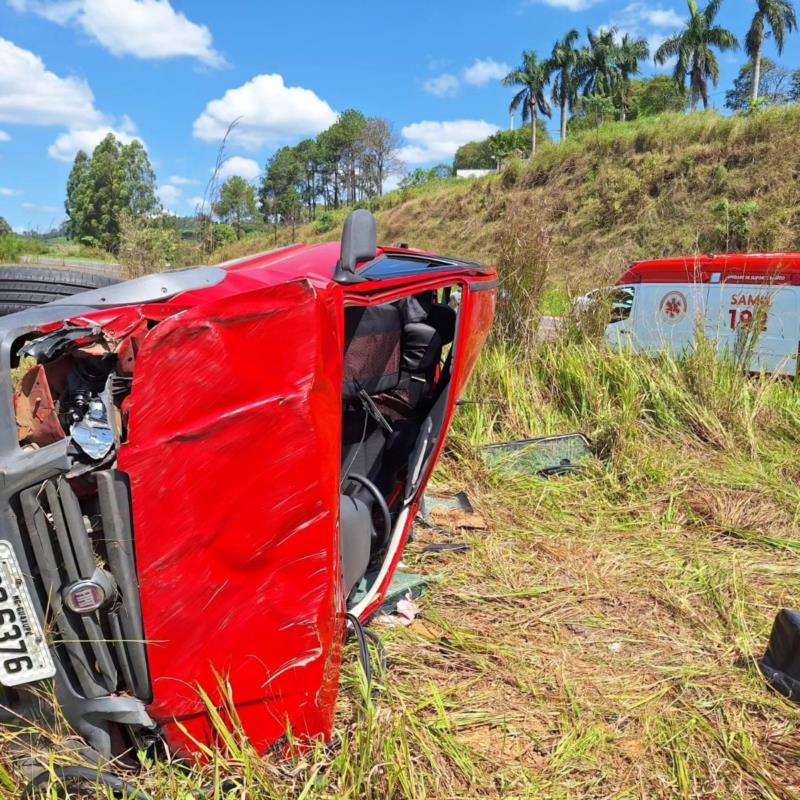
[63,580,106,615]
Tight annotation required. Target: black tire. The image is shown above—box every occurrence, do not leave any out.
[0,265,121,317]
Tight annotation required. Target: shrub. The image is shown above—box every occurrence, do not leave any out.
[314,212,337,234]
[212,223,237,249]
[118,214,191,278]
[0,235,22,264]
[711,199,758,252]
[501,158,523,190]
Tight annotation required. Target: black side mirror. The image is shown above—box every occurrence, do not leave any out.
[333,209,376,284]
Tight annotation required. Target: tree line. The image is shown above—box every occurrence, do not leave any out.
[59,109,404,256]
[255,111,401,234]
[496,0,797,157]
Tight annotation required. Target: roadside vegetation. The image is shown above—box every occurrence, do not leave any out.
[4,173,800,799]
[5,311,799,799]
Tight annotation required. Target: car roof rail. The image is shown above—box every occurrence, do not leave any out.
[333,209,375,284]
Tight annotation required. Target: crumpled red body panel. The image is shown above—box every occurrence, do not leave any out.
[117,280,345,753]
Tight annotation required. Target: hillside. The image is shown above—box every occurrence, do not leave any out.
[214,106,800,294]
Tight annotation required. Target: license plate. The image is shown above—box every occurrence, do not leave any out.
[0,541,55,687]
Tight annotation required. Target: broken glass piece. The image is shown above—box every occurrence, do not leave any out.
[481,433,592,476]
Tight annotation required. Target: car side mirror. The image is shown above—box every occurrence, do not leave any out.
[333,209,376,284]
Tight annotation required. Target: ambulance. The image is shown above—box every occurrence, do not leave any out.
[605,253,800,377]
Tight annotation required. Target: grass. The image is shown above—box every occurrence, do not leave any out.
[4,329,800,799]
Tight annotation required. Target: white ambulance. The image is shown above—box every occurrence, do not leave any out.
[605,253,800,377]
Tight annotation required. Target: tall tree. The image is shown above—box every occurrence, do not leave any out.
[65,149,90,240]
[503,51,552,157]
[615,33,650,121]
[213,176,257,239]
[746,0,797,104]
[548,29,581,141]
[725,58,792,109]
[0,216,11,237]
[363,118,401,196]
[655,0,739,110]
[115,140,158,218]
[791,68,800,101]
[64,134,159,252]
[578,28,622,98]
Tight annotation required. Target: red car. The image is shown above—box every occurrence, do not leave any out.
[0,211,496,760]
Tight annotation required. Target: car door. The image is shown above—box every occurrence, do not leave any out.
[118,279,345,754]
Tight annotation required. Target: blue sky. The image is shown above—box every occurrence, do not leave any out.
[0,0,797,231]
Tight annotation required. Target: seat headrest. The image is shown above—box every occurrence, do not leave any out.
[426,304,456,345]
[402,323,442,373]
[344,304,402,400]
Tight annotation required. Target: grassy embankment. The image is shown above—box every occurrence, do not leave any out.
[2,108,800,798]
[214,106,800,312]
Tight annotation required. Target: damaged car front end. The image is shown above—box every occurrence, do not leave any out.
[0,211,496,764]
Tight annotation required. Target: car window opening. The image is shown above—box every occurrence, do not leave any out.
[339,286,459,608]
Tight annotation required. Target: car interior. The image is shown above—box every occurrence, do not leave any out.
[339,287,458,606]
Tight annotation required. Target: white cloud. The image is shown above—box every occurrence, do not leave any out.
[47,118,141,162]
[423,73,460,98]
[21,201,59,213]
[624,3,683,28]
[463,58,510,87]
[216,156,261,181]
[399,120,500,165]
[157,183,182,206]
[0,187,21,196]
[531,0,603,10]
[193,74,338,150]
[167,175,199,186]
[611,3,685,68]
[0,36,102,128]
[8,0,224,66]
[0,130,9,142]
[188,196,206,209]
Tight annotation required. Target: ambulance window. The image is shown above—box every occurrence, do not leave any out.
[609,287,635,323]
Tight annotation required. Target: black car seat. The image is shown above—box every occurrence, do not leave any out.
[340,303,403,596]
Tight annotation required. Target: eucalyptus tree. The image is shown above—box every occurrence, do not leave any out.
[548,29,581,141]
[655,0,739,110]
[503,51,552,156]
[746,0,797,104]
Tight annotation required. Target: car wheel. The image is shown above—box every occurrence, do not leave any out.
[0,266,122,317]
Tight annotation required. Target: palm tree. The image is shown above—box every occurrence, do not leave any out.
[578,28,622,97]
[616,33,650,121]
[655,0,739,110]
[503,52,552,157]
[548,30,581,141]
[746,0,797,104]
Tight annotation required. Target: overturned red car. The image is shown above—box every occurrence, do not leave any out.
[0,211,496,760]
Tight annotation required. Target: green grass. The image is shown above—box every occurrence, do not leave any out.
[5,330,800,799]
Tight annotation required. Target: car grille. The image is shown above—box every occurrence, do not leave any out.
[17,470,150,702]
